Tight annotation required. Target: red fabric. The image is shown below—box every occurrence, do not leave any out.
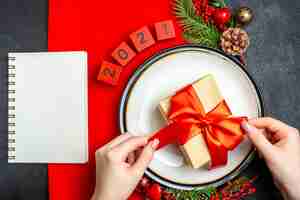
[48,0,184,199]
[149,85,247,168]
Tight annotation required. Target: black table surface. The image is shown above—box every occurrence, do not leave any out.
[0,0,299,199]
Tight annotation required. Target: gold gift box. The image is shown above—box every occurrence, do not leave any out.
[159,75,224,169]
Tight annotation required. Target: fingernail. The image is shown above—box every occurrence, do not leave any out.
[142,137,148,144]
[241,121,254,133]
[124,132,133,137]
[151,139,160,150]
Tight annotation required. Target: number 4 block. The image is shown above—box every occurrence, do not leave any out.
[97,61,122,85]
[154,20,176,41]
[130,26,155,52]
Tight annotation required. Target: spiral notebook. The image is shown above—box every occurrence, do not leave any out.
[8,51,88,163]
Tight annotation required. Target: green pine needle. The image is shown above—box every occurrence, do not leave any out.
[223,0,229,6]
[173,0,221,48]
[167,187,216,200]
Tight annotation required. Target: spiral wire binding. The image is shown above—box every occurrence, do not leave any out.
[8,56,16,161]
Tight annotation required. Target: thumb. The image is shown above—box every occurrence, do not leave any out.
[131,139,159,173]
[242,121,274,158]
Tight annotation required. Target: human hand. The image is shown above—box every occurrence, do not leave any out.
[242,117,300,200]
[91,134,159,200]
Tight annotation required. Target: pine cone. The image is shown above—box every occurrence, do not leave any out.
[220,28,250,55]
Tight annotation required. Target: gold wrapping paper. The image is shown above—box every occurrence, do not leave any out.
[158,74,224,168]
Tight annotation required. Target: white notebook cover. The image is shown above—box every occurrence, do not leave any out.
[8,51,88,163]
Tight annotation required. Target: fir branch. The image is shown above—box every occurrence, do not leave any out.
[210,0,226,7]
[167,187,216,200]
[228,16,236,27]
[223,0,229,6]
[173,0,221,48]
[219,0,227,7]
[183,30,219,48]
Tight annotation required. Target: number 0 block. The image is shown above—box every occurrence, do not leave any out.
[130,26,155,52]
[97,61,122,85]
[111,42,136,66]
[154,20,176,41]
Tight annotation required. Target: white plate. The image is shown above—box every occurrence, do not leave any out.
[119,45,263,190]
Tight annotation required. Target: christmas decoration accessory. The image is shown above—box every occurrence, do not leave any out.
[236,7,253,27]
[209,0,223,8]
[167,187,215,200]
[218,176,257,200]
[174,0,253,60]
[174,0,220,48]
[128,191,144,200]
[147,183,162,200]
[139,176,150,188]
[192,0,201,16]
[130,176,177,200]
[162,190,177,200]
[209,192,220,200]
[220,27,250,56]
[213,7,231,26]
[130,174,257,200]
[166,176,257,200]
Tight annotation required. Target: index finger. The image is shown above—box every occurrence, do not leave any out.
[111,136,148,161]
[249,117,293,139]
[97,134,133,153]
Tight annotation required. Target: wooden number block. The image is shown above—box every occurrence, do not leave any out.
[155,20,176,41]
[130,26,155,52]
[111,42,136,66]
[97,61,122,85]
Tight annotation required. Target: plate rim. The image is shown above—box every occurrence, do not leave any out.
[119,44,264,190]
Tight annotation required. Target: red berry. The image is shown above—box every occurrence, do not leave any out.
[162,190,176,200]
[210,193,220,200]
[135,186,143,193]
[146,183,161,200]
[128,191,144,200]
[244,182,251,188]
[221,190,229,197]
[213,7,231,25]
[206,6,215,16]
[140,177,150,188]
[249,188,256,193]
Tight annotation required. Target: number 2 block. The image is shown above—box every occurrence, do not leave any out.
[111,42,136,66]
[130,26,155,52]
[97,61,122,85]
[155,20,176,41]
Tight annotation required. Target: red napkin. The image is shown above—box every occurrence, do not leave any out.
[48,0,184,199]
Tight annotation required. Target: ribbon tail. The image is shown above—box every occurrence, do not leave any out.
[149,123,183,150]
[204,129,228,169]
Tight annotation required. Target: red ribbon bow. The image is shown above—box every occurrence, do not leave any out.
[150,85,247,168]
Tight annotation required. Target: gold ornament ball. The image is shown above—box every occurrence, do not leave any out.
[236,7,253,25]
